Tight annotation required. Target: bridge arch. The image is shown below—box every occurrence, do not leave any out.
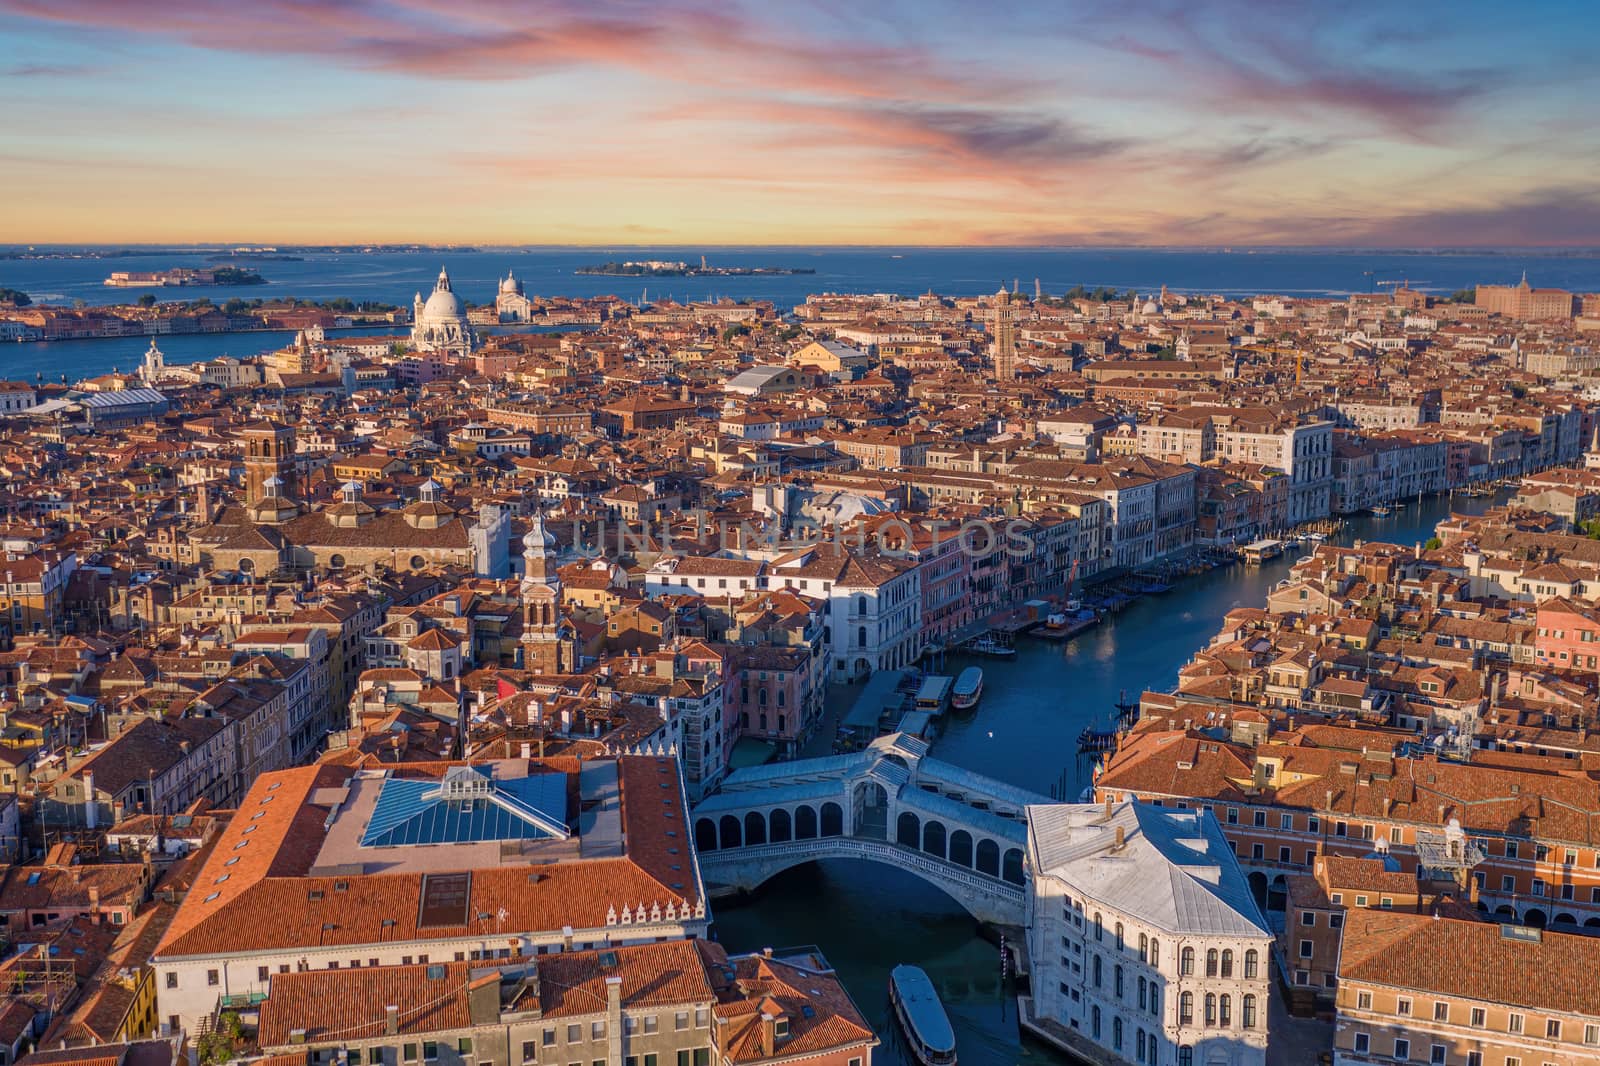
[1003,847,1025,886]
[923,820,947,860]
[720,814,742,849]
[695,817,717,852]
[744,811,767,846]
[796,805,818,839]
[854,780,889,839]
[949,829,973,867]
[769,807,792,843]
[897,811,921,848]
[699,840,1024,925]
[821,802,844,837]
[976,838,1000,877]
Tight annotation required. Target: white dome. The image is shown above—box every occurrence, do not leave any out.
[499,271,522,295]
[423,287,465,320]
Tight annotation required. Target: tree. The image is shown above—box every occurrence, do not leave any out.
[137,293,157,308]
[1424,536,1442,551]
[1448,288,1475,303]
[0,287,31,306]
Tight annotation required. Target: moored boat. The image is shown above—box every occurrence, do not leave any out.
[950,666,983,711]
[963,635,1016,659]
[890,964,957,1066]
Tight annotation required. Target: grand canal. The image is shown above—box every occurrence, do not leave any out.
[713,491,1509,1065]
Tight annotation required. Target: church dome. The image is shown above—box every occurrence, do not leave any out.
[499,271,522,295]
[423,287,465,320]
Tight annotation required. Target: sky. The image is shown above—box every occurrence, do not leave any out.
[2,0,1599,246]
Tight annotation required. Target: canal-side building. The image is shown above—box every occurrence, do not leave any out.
[1023,800,1273,1066]
[1334,909,1600,1066]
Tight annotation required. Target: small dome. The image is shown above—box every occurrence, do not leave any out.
[523,514,555,551]
[1142,299,1160,314]
[499,271,522,295]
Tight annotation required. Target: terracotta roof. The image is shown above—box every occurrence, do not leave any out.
[1340,908,1600,1015]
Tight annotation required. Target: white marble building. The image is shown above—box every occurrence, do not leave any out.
[1024,800,1273,1066]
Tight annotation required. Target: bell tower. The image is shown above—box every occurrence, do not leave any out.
[520,511,571,676]
[242,421,297,505]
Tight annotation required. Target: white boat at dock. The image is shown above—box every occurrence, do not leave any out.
[951,666,983,711]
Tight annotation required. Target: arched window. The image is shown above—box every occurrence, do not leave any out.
[1150,938,1159,967]
[1205,948,1219,977]
[1204,994,1217,1027]
[1242,994,1258,1029]
[1139,933,1148,962]
[1094,913,1103,941]
[1221,949,1233,978]
[1138,975,1147,1010]
[1244,949,1258,979]
[1091,1006,1101,1040]
[1150,983,1161,1017]
[776,689,785,707]
[1092,954,1102,987]
[1220,994,1232,1028]
[1180,947,1195,976]
[777,714,786,732]
[759,714,767,730]
[1112,1017,1123,1052]
[1115,922,1124,951]
[1114,964,1123,998]
[1179,992,1194,1025]
[856,594,867,615]
[856,625,866,648]
[758,689,768,706]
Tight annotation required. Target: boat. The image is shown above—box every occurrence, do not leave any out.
[1240,538,1284,564]
[963,635,1016,659]
[1304,531,1328,543]
[950,667,983,711]
[1035,602,1100,642]
[914,675,954,715]
[890,964,957,1066]
[1370,504,1392,516]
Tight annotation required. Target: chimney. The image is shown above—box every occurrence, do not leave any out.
[759,1014,777,1058]
[83,771,97,830]
[384,1005,399,1036]
[605,975,623,1064]
[1114,826,1125,850]
[1103,795,1113,820]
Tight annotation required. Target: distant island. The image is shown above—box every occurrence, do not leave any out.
[206,252,303,262]
[104,266,265,288]
[576,259,815,277]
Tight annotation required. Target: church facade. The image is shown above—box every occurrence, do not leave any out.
[411,267,475,354]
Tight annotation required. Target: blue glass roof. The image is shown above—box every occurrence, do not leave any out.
[361,766,569,847]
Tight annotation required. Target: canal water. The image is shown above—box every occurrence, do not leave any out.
[712,491,1509,1065]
